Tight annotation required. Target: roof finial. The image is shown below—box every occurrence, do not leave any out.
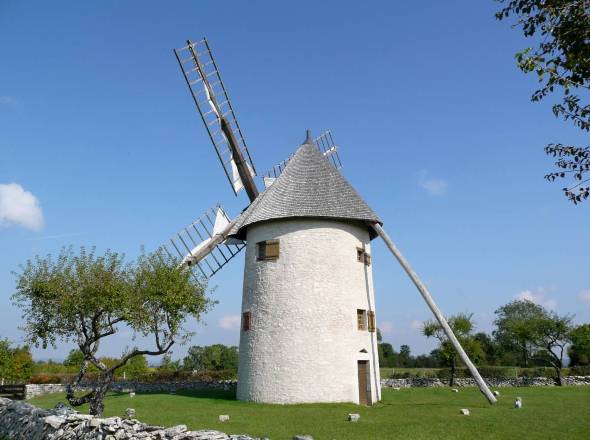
[303,129,313,145]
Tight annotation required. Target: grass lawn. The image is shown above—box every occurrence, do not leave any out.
[29,387,590,440]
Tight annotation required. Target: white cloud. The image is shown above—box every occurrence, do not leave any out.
[578,290,590,308]
[0,183,44,231]
[380,321,393,334]
[417,171,448,196]
[410,320,423,330]
[515,288,557,310]
[0,96,21,106]
[218,314,240,330]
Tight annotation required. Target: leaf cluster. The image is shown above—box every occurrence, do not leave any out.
[496,0,590,202]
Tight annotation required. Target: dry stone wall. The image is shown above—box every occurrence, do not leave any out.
[25,380,236,399]
[0,397,259,440]
[381,376,590,388]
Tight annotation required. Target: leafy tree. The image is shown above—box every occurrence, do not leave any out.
[494,300,573,383]
[12,247,211,415]
[569,323,590,366]
[378,342,396,368]
[494,300,547,366]
[495,0,590,203]
[63,349,84,368]
[423,313,484,385]
[183,344,239,371]
[158,354,181,372]
[473,332,502,365]
[120,355,148,379]
[399,345,412,368]
[0,339,33,384]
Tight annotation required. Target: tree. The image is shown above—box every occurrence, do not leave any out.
[494,300,547,367]
[158,354,181,372]
[495,0,590,203]
[569,323,590,366]
[423,313,484,385]
[120,355,149,379]
[183,344,239,371]
[0,339,33,384]
[12,247,211,415]
[473,332,502,365]
[63,349,85,368]
[399,345,411,368]
[532,310,573,384]
[494,299,573,384]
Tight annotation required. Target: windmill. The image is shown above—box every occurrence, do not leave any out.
[161,37,497,405]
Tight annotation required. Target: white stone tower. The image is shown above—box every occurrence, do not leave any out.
[228,135,382,405]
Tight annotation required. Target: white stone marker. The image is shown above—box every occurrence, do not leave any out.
[347,414,360,422]
[493,390,500,397]
[514,397,522,408]
[125,408,135,419]
[218,415,230,422]
[459,409,470,416]
[129,392,135,398]
[451,388,459,393]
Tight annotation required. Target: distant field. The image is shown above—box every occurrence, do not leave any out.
[29,387,590,439]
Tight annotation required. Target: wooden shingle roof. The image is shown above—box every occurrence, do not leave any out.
[229,141,381,240]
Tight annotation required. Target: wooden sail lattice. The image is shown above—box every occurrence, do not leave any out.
[174,38,257,196]
[157,204,244,281]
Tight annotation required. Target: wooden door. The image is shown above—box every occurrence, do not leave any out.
[357,360,370,405]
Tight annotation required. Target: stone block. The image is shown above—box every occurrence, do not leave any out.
[219,414,230,422]
[493,390,500,396]
[293,436,314,440]
[347,413,360,422]
[125,408,135,419]
[459,408,470,416]
[451,388,459,393]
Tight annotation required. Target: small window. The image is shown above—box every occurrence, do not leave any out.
[242,311,251,331]
[368,311,376,333]
[356,247,371,266]
[257,239,280,261]
[357,309,367,331]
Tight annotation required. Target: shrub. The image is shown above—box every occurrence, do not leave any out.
[29,374,63,384]
[569,365,590,376]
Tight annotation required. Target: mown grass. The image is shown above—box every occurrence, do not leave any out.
[29,387,590,440]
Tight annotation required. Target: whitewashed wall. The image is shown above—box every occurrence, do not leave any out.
[237,218,381,404]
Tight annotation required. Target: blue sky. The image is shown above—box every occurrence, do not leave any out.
[1,1,589,362]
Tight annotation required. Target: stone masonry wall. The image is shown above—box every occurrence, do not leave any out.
[381,376,590,388]
[25,380,236,400]
[0,397,258,440]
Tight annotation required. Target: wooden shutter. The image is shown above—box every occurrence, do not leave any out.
[357,309,367,330]
[257,240,279,261]
[242,311,251,331]
[368,311,376,332]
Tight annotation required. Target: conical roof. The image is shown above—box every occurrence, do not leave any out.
[229,140,382,240]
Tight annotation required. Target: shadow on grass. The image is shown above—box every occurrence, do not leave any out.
[108,388,238,401]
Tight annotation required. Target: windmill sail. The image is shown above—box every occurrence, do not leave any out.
[158,205,244,280]
[174,38,258,200]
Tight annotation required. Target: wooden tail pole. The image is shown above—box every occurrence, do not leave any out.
[372,223,497,404]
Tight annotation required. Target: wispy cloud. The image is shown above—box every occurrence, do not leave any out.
[380,321,393,334]
[0,96,22,107]
[515,287,557,310]
[0,183,44,231]
[218,314,240,330]
[417,170,448,196]
[578,290,590,308]
[29,232,85,241]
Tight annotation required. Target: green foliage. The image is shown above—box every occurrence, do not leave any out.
[568,323,590,366]
[0,339,33,384]
[183,345,239,371]
[495,0,590,203]
[63,350,84,367]
[494,300,573,384]
[422,313,484,383]
[493,300,547,367]
[11,246,212,415]
[120,355,149,379]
